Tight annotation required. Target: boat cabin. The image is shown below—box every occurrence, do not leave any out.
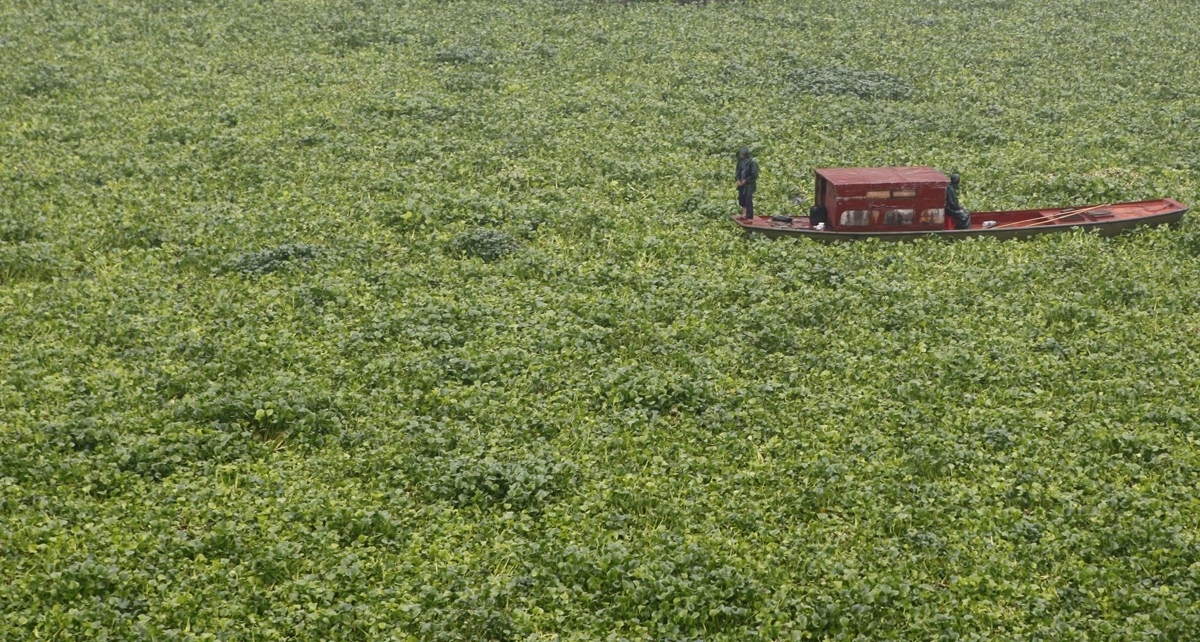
[816,166,949,231]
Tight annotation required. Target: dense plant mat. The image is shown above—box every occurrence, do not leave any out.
[3,0,1200,639]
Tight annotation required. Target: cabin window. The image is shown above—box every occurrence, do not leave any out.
[920,208,944,225]
[866,189,916,199]
[884,209,915,225]
[840,210,870,226]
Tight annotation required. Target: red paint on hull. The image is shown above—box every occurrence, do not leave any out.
[734,199,1188,242]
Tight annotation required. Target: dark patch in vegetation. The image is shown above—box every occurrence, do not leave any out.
[147,126,199,146]
[327,508,404,546]
[806,264,847,288]
[115,427,262,480]
[1042,300,1098,328]
[1175,225,1200,257]
[34,555,126,603]
[325,24,379,50]
[608,0,739,4]
[789,66,911,100]
[387,95,458,123]
[1105,431,1170,464]
[423,452,578,510]
[526,42,557,59]
[0,243,61,285]
[983,427,1015,450]
[225,243,321,275]
[403,568,516,642]
[964,0,1013,10]
[172,382,342,447]
[0,216,43,243]
[443,71,501,93]
[679,191,729,219]
[433,46,493,65]
[597,364,714,414]
[104,221,165,250]
[749,326,799,354]
[293,131,328,147]
[19,64,75,97]
[39,417,115,453]
[444,192,525,228]
[543,538,762,632]
[447,229,521,262]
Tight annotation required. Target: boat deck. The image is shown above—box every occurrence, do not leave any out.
[735,199,1188,242]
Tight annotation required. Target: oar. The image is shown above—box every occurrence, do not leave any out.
[990,203,1110,230]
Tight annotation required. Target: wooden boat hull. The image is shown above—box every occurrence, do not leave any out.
[734,199,1188,242]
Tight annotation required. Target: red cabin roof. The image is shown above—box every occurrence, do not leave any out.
[816,166,949,188]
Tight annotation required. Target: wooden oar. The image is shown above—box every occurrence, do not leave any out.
[989,203,1110,230]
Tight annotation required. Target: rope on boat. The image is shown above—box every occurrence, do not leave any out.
[990,203,1111,230]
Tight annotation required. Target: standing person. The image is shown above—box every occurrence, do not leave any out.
[735,147,759,220]
[945,173,971,230]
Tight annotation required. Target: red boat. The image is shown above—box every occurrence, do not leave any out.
[733,166,1188,241]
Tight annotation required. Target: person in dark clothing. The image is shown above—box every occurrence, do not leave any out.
[946,173,970,230]
[735,147,759,220]
[809,204,828,228]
